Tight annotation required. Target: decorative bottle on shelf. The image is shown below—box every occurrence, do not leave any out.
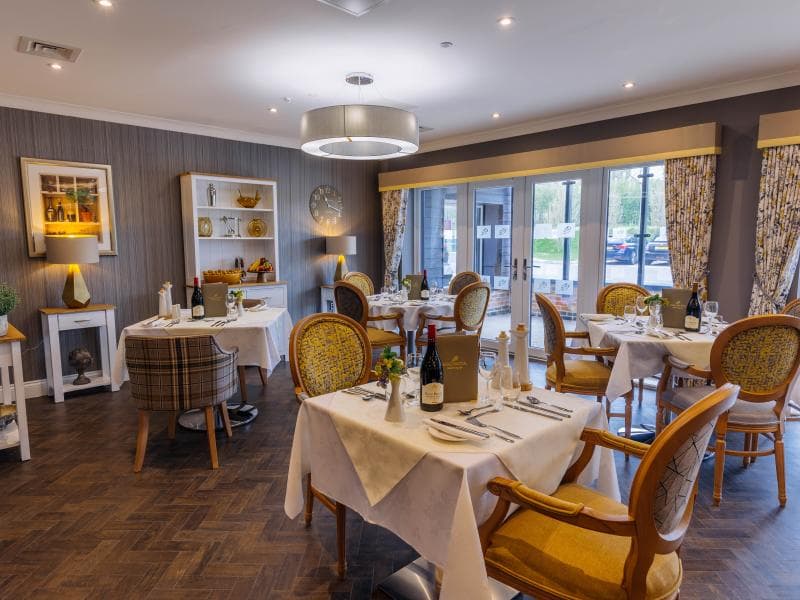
[420,324,444,412]
[684,282,702,332]
[420,269,430,300]
[56,200,65,222]
[45,199,55,222]
[492,331,510,390]
[208,182,216,207]
[511,323,533,391]
[191,277,205,320]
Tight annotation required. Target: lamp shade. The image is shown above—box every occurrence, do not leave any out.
[46,235,100,265]
[326,235,357,256]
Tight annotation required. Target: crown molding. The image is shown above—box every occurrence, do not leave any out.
[418,69,800,153]
[0,93,300,149]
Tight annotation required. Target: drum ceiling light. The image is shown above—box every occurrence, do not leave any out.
[300,73,419,160]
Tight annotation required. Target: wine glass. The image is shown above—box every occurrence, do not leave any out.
[635,295,648,317]
[623,304,636,326]
[478,351,497,406]
[703,300,718,324]
[404,353,422,406]
[500,366,521,408]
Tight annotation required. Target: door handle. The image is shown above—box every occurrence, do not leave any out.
[512,258,518,281]
[523,258,528,280]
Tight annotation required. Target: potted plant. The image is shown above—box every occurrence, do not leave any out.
[373,347,406,422]
[0,284,20,337]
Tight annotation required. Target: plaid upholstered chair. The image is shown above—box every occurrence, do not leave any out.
[334,280,406,360]
[415,281,490,348]
[479,383,738,600]
[125,335,238,472]
[656,314,800,506]
[342,271,374,296]
[448,270,481,295]
[537,293,635,439]
[289,313,372,578]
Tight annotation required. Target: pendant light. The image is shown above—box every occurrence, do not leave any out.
[300,73,419,160]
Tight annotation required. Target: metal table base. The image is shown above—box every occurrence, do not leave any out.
[177,401,258,431]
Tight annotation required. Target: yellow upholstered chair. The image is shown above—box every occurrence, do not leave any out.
[333,280,406,360]
[656,314,800,506]
[448,270,481,295]
[537,293,634,438]
[783,298,800,318]
[479,383,738,600]
[416,282,490,348]
[289,312,372,578]
[342,271,374,296]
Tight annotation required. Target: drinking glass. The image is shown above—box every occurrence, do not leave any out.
[623,304,636,326]
[635,295,648,317]
[478,351,497,405]
[500,366,521,407]
[380,286,391,299]
[404,353,422,406]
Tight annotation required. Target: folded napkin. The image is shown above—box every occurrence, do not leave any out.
[148,318,170,328]
[247,303,268,312]
[423,417,487,441]
[645,329,672,339]
[581,313,615,322]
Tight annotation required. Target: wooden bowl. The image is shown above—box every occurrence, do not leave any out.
[203,270,242,284]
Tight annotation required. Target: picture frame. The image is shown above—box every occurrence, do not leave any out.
[21,157,118,257]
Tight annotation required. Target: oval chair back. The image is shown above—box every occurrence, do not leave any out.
[448,271,481,295]
[596,283,649,316]
[333,280,369,326]
[624,383,738,596]
[289,313,372,398]
[535,293,567,375]
[453,281,491,333]
[343,271,374,296]
[782,298,800,318]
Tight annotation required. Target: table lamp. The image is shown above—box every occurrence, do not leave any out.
[46,235,100,308]
[326,235,356,281]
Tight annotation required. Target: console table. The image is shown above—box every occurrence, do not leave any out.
[40,304,119,403]
[0,325,30,461]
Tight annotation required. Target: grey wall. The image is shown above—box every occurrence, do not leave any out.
[0,107,381,381]
[384,85,800,321]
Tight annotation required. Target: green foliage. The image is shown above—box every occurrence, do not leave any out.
[0,284,20,316]
[644,293,663,305]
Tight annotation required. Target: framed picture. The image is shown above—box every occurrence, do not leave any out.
[21,157,118,257]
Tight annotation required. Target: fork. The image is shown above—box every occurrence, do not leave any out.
[457,404,493,416]
[466,410,522,440]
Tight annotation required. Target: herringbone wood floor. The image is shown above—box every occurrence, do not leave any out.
[1,362,798,599]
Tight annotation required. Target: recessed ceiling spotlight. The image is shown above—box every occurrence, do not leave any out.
[497,16,516,27]
[48,63,63,70]
[623,81,635,89]
[94,0,113,7]
[492,112,501,119]
[268,107,278,113]
[283,96,293,103]
[440,41,454,48]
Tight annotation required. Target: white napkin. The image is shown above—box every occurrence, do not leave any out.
[423,417,488,442]
[148,318,169,328]
[581,313,615,322]
[247,303,268,312]
[645,329,671,339]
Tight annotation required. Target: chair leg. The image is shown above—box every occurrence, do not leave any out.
[775,429,787,507]
[742,433,752,468]
[238,365,249,406]
[336,502,347,579]
[713,429,726,506]
[134,410,150,473]
[167,411,177,440]
[623,391,633,439]
[751,433,759,464]
[304,473,314,526]
[258,367,267,387]
[204,406,219,469]
[219,403,233,438]
[638,378,644,407]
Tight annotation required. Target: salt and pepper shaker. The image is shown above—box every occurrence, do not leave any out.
[208,183,216,207]
[491,331,510,390]
[512,323,533,391]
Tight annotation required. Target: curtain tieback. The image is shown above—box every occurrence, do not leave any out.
[754,271,783,311]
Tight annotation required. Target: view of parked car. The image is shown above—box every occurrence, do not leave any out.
[605,235,640,264]
[645,237,670,264]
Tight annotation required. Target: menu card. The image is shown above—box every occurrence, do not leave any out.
[661,287,691,329]
[202,282,229,318]
[437,333,479,403]
[407,274,423,300]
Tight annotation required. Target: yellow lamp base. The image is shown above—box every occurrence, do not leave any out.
[62,264,91,308]
[334,254,349,282]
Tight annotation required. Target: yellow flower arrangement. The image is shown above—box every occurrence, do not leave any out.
[372,347,405,388]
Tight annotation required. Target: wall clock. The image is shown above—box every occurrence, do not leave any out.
[309,185,343,226]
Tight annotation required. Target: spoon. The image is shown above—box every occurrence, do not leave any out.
[457,404,493,416]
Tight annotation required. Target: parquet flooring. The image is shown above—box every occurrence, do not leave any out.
[0,362,798,599]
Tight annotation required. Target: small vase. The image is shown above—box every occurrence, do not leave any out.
[0,315,7,337]
[384,378,406,423]
[647,302,663,329]
[236,300,246,318]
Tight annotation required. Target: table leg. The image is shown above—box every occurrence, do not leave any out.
[105,311,120,392]
[46,315,64,403]
[41,313,54,397]
[11,342,30,461]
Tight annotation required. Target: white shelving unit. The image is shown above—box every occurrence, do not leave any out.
[180,172,287,308]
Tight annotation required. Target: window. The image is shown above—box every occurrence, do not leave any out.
[604,164,672,292]
[417,186,457,288]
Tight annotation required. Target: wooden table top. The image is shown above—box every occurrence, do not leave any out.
[39,304,116,315]
[0,324,25,344]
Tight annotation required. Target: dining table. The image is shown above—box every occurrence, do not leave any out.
[285,382,619,600]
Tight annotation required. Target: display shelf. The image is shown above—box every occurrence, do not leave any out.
[197,206,274,212]
[199,236,275,241]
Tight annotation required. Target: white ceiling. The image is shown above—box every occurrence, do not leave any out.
[2,0,800,153]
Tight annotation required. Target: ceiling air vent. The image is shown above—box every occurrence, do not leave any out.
[419,125,434,133]
[17,36,82,62]
[316,0,389,17]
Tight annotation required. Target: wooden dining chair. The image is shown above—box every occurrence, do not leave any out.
[537,293,634,439]
[479,383,738,600]
[289,313,372,578]
[656,314,800,506]
[783,298,800,318]
[448,270,481,295]
[596,282,650,406]
[415,281,490,348]
[125,335,237,472]
[342,271,374,296]
[334,280,406,360]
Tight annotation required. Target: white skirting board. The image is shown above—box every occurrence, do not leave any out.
[6,369,109,400]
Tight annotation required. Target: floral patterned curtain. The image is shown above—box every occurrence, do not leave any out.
[749,144,800,314]
[382,189,408,288]
[664,154,717,296]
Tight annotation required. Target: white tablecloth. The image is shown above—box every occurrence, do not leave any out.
[111,307,293,385]
[584,317,715,400]
[285,383,619,600]
[368,297,455,332]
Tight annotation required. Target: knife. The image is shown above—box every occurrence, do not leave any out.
[519,399,572,418]
[503,402,563,421]
[429,418,491,439]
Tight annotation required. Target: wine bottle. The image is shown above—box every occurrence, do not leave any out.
[420,324,444,412]
[45,199,55,222]
[684,282,701,332]
[56,200,65,222]
[191,276,205,320]
[420,269,430,300]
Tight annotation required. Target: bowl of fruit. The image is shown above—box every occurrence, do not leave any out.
[247,257,275,282]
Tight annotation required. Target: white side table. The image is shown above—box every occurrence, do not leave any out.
[320,284,335,313]
[0,325,30,461]
[40,304,119,403]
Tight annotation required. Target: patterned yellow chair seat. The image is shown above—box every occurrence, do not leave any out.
[546,360,612,389]
[485,483,681,600]
[333,280,406,360]
[366,327,405,346]
[663,386,779,426]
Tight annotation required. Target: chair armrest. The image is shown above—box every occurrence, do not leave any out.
[565,346,617,357]
[561,428,649,483]
[564,331,590,339]
[663,355,711,379]
[416,313,455,338]
[369,313,403,322]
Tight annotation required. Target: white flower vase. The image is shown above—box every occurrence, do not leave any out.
[384,378,406,423]
[647,302,663,329]
[0,315,7,337]
[236,300,246,318]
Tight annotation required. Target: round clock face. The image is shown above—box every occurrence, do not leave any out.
[309,185,343,226]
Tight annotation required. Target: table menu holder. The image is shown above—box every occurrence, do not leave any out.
[202,282,229,318]
[661,287,691,329]
[407,274,423,300]
[437,332,479,403]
